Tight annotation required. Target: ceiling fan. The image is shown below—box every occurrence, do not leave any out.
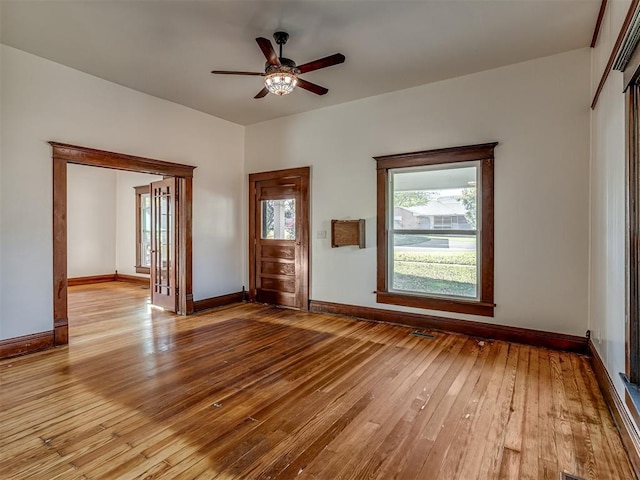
[212,31,345,99]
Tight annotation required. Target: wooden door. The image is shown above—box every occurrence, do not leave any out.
[249,167,309,309]
[150,178,177,311]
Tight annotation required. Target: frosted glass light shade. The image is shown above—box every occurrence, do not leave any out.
[264,72,298,95]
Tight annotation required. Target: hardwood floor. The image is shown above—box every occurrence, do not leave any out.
[0,282,635,479]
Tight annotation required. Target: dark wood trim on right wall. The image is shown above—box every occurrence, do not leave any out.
[0,331,55,359]
[193,291,244,312]
[309,300,587,353]
[68,274,117,286]
[67,273,150,287]
[588,339,640,477]
[591,0,608,48]
[592,0,639,109]
[115,273,150,286]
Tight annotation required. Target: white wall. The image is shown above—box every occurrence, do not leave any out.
[67,167,162,279]
[245,48,591,336]
[0,45,244,340]
[67,164,117,277]
[115,171,163,277]
[589,0,636,425]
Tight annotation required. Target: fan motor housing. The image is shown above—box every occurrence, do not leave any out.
[273,31,289,45]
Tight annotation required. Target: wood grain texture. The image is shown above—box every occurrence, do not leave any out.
[193,291,244,312]
[0,331,55,359]
[331,219,365,248]
[115,273,150,286]
[374,142,498,170]
[52,156,68,345]
[374,142,496,317]
[309,300,588,354]
[51,142,194,338]
[68,274,117,286]
[248,167,310,311]
[179,177,193,315]
[49,142,196,178]
[0,282,632,479]
[589,339,640,477]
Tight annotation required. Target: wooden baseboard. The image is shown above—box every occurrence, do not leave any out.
[68,273,149,287]
[309,300,587,354]
[115,273,149,286]
[193,292,244,312]
[588,339,640,477]
[68,273,116,286]
[0,331,55,359]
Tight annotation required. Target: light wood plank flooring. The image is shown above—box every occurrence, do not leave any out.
[0,282,635,479]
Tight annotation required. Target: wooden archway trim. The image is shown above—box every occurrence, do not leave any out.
[51,142,196,345]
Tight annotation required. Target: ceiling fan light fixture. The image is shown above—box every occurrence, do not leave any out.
[264,71,298,96]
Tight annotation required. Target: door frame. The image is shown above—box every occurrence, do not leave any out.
[248,167,310,310]
[51,142,196,345]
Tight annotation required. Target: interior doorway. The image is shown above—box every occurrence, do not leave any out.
[51,142,196,345]
[248,167,310,309]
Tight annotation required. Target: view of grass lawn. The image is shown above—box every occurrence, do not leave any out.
[393,250,477,297]
[395,251,475,265]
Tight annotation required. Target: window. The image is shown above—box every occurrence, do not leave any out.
[620,16,640,423]
[261,198,296,240]
[624,78,640,420]
[375,143,497,316]
[134,185,151,274]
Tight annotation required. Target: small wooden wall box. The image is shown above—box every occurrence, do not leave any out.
[331,219,365,248]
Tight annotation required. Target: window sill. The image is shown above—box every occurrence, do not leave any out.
[135,266,150,274]
[621,373,640,427]
[376,291,494,317]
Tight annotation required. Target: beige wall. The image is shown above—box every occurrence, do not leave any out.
[66,167,162,279]
[67,164,117,277]
[0,45,244,340]
[246,48,591,336]
[0,42,594,344]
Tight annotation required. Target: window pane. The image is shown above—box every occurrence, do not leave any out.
[392,233,477,298]
[393,165,477,231]
[261,199,295,240]
[140,193,151,268]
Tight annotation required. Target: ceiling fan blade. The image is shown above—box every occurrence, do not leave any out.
[296,78,328,96]
[254,87,269,99]
[211,70,264,76]
[297,53,345,74]
[256,37,281,66]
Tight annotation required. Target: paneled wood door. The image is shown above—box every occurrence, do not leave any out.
[249,167,309,309]
[150,178,177,311]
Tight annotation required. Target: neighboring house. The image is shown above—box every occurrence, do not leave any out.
[394,195,472,230]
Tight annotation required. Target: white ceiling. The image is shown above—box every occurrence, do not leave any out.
[1,0,600,126]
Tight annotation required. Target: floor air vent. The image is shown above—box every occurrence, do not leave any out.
[560,473,586,480]
[411,331,435,339]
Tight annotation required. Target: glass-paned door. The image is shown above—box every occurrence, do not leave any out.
[150,178,176,311]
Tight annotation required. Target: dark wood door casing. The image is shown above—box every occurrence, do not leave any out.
[249,167,310,310]
[51,142,195,345]
[256,178,299,308]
